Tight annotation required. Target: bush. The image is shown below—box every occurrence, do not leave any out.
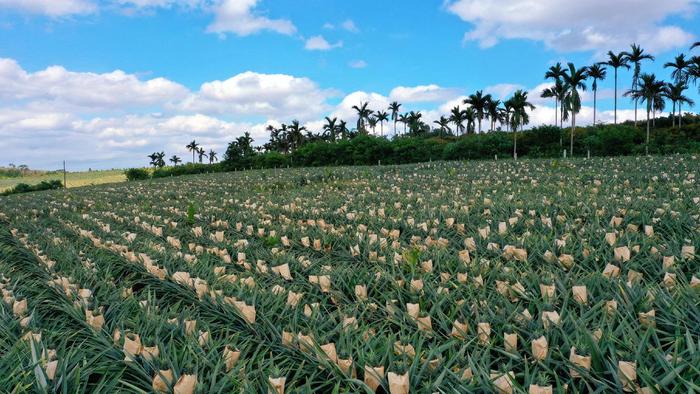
[124,168,151,181]
[1,180,63,196]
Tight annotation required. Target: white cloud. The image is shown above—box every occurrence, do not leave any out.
[447,0,697,53]
[0,58,189,112]
[176,71,334,120]
[341,19,359,33]
[114,0,203,8]
[0,0,97,16]
[349,60,367,68]
[389,84,461,103]
[484,83,523,100]
[207,0,296,36]
[304,35,343,51]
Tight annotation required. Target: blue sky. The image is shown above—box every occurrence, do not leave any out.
[1,0,699,170]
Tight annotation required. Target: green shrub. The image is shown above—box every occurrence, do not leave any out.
[124,168,151,181]
[1,180,63,196]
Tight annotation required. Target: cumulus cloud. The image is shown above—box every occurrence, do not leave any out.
[348,60,367,69]
[207,0,296,36]
[0,58,189,112]
[389,84,461,103]
[446,0,697,53]
[341,19,359,33]
[175,71,334,120]
[0,0,97,16]
[304,35,343,51]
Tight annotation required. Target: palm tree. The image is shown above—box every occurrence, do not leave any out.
[540,87,557,126]
[322,117,338,142]
[544,63,565,127]
[603,51,630,125]
[196,147,207,163]
[388,102,401,135]
[368,116,378,135]
[375,111,389,136]
[147,152,159,168]
[352,102,373,133]
[625,73,665,155]
[464,90,492,133]
[287,120,306,150]
[623,44,655,126]
[692,42,700,50]
[338,120,349,140]
[561,62,588,157]
[208,150,218,164]
[664,54,691,84]
[508,90,535,159]
[169,155,181,166]
[398,113,409,135]
[433,116,452,136]
[587,63,607,125]
[406,111,423,135]
[186,140,199,163]
[449,106,467,136]
[665,82,695,127]
[465,108,476,134]
[486,99,502,131]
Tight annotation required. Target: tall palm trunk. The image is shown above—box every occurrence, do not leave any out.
[671,102,676,127]
[570,113,575,157]
[645,107,650,155]
[478,117,482,134]
[393,119,397,135]
[380,122,384,136]
[554,98,558,127]
[513,127,517,160]
[614,69,618,124]
[593,87,597,126]
[679,104,682,127]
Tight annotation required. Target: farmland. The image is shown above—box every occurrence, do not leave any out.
[0,156,699,393]
[0,169,126,193]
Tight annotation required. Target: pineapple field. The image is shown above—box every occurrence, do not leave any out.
[1,155,699,393]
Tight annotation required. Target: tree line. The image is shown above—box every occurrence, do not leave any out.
[137,42,700,174]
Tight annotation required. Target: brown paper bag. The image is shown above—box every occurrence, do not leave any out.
[504,333,517,353]
[490,371,514,394]
[451,320,469,339]
[528,384,553,394]
[142,345,160,361]
[569,347,591,378]
[572,285,587,305]
[478,322,491,344]
[123,333,142,361]
[532,336,548,361]
[388,372,409,394]
[268,376,286,394]
[153,369,173,393]
[364,365,384,392]
[618,361,636,392]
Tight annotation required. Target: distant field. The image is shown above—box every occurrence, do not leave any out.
[0,169,125,192]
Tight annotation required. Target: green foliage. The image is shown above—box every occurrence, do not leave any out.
[186,202,196,225]
[0,180,62,196]
[124,168,151,181]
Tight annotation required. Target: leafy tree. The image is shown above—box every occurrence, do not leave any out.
[603,51,630,124]
[375,111,389,136]
[464,90,492,133]
[507,90,535,159]
[433,116,452,136]
[625,73,665,154]
[486,99,502,131]
[186,140,199,163]
[196,147,207,163]
[208,150,218,164]
[322,117,338,142]
[664,54,691,83]
[623,44,655,126]
[587,63,607,125]
[544,63,566,127]
[388,102,401,135]
[449,106,467,136]
[562,62,589,156]
[169,155,181,166]
[352,102,373,133]
[665,82,695,127]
